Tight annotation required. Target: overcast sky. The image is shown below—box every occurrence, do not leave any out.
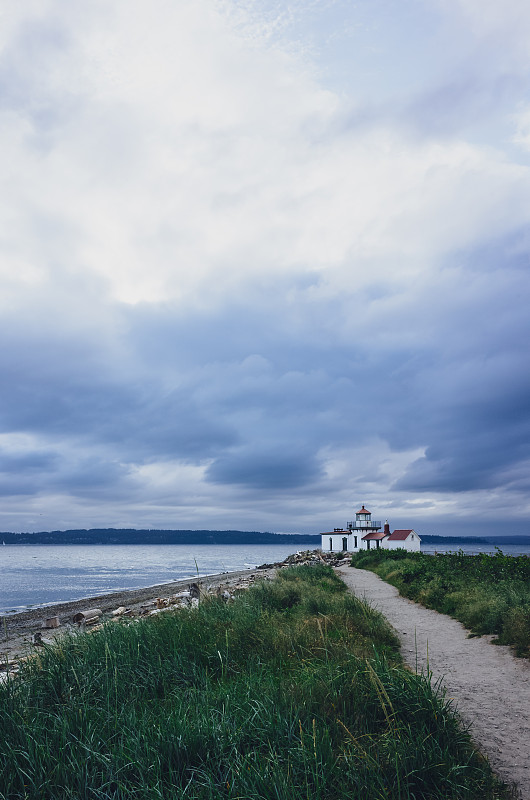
[1,0,529,536]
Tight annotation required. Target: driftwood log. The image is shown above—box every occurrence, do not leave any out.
[72,608,102,625]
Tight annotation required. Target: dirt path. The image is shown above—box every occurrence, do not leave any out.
[336,565,530,799]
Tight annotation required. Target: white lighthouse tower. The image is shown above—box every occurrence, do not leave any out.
[347,505,382,535]
[321,504,381,552]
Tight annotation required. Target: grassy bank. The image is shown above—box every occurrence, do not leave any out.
[0,565,508,799]
[351,549,530,657]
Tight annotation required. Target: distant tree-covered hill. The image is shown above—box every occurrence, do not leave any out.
[0,529,505,546]
[0,529,321,545]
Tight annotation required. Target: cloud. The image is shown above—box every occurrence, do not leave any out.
[206,447,323,489]
[0,1,529,533]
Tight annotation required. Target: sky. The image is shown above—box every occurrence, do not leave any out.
[0,0,529,537]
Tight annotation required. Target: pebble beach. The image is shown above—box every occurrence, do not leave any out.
[0,550,346,675]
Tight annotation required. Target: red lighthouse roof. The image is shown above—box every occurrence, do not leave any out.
[356,505,370,515]
[387,529,413,541]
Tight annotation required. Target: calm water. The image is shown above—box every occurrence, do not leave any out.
[0,544,301,614]
[1,542,529,615]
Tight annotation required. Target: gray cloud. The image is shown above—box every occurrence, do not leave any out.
[3,246,527,508]
[0,2,529,533]
[206,447,323,489]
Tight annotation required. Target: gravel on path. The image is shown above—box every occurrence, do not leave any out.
[336,564,530,800]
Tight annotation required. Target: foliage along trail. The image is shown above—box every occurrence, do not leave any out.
[336,564,530,799]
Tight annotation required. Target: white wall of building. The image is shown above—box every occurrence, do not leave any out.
[321,530,421,553]
[384,533,421,551]
[323,532,362,552]
[321,532,375,552]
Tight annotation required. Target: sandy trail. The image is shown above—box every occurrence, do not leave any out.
[336,565,530,800]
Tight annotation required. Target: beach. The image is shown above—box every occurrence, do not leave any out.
[0,565,279,667]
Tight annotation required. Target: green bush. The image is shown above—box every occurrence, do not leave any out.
[351,550,530,657]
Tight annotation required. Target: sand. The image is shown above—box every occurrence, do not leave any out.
[336,564,530,800]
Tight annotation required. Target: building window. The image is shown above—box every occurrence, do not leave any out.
[342,537,348,551]
[329,537,333,552]
[367,541,371,550]
[354,536,357,548]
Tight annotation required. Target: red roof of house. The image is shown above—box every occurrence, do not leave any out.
[362,531,387,540]
[387,529,414,541]
[356,505,370,515]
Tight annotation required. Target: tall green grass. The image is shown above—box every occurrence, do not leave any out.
[0,565,509,799]
[351,549,530,657]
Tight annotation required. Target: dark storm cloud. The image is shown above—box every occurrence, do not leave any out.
[0,244,528,525]
[1,222,529,512]
[387,232,530,494]
[394,369,530,493]
[0,449,59,497]
[119,241,530,500]
[206,448,323,489]
[0,450,57,472]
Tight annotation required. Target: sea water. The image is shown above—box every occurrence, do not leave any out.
[0,543,301,614]
[1,541,529,615]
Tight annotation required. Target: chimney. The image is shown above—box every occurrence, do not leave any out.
[384,520,390,536]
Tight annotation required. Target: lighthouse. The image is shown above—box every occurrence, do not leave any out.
[320,504,421,553]
[321,504,381,553]
[347,505,382,534]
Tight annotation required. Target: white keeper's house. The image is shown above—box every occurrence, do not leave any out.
[321,504,421,553]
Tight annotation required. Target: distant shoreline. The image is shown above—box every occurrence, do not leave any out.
[1,529,318,546]
[3,528,528,545]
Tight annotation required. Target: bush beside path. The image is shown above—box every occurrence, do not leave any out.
[350,549,530,657]
[336,563,530,799]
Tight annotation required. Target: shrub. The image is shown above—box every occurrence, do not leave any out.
[352,550,530,658]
